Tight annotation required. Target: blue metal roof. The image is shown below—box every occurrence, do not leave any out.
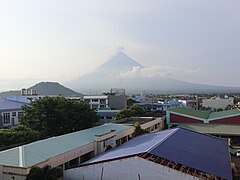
[84,128,177,164]
[0,99,28,110]
[84,128,232,180]
[150,128,231,180]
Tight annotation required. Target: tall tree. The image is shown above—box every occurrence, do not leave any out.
[26,165,62,180]
[115,105,146,120]
[20,96,98,137]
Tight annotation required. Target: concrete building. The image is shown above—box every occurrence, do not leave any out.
[166,107,240,128]
[202,97,234,109]
[84,89,127,110]
[96,109,120,123]
[0,99,28,128]
[0,123,134,180]
[65,128,232,180]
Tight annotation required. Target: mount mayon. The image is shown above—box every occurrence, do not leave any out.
[68,52,240,94]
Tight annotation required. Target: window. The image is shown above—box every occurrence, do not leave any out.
[18,112,23,117]
[100,99,106,104]
[3,113,10,124]
[92,99,99,103]
[100,105,106,109]
[92,105,98,109]
[84,99,90,103]
[12,112,16,116]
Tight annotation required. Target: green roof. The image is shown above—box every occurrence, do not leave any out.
[168,107,240,120]
[179,123,240,136]
[0,123,132,167]
[208,109,240,119]
[168,107,210,119]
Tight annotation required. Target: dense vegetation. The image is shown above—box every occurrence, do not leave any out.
[20,96,98,137]
[115,105,146,120]
[134,122,147,136]
[0,97,98,148]
[0,125,40,148]
[26,165,62,180]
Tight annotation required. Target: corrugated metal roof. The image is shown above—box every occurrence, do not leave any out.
[149,128,231,180]
[168,107,210,119]
[179,123,240,135]
[208,108,240,119]
[84,128,177,164]
[83,128,232,180]
[0,99,28,110]
[0,123,132,167]
[168,107,240,120]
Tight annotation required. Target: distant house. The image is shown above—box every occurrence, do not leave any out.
[65,128,232,180]
[0,99,28,128]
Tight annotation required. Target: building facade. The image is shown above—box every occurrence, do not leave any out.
[202,97,234,109]
[83,89,127,110]
[0,99,27,128]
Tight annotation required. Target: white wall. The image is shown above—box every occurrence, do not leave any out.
[202,98,234,109]
[65,157,200,180]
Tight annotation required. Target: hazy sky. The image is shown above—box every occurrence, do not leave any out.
[0,0,240,91]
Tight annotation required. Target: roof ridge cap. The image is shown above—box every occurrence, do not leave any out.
[19,146,25,167]
[146,128,178,153]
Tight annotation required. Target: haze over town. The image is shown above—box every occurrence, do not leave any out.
[0,0,240,91]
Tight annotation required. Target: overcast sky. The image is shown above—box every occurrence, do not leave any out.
[0,0,239,91]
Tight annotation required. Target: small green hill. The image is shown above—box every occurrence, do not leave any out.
[0,82,82,97]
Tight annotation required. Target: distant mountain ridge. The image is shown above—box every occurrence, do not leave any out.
[0,82,82,97]
[68,52,240,94]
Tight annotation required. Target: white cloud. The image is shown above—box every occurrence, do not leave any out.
[120,66,201,78]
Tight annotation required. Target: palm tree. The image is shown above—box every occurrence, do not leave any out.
[26,165,63,180]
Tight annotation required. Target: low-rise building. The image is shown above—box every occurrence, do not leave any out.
[0,99,28,128]
[65,128,232,180]
[96,109,120,123]
[83,89,127,110]
[166,107,240,128]
[0,119,163,180]
[202,97,234,109]
[0,123,134,180]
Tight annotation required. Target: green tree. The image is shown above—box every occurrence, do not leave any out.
[127,98,138,106]
[20,96,98,137]
[134,122,146,136]
[0,125,40,148]
[115,105,146,120]
[26,165,62,180]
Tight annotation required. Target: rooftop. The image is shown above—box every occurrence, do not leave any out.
[168,107,210,119]
[179,123,240,136]
[84,128,232,180]
[0,123,132,167]
[0,99,28,110]
[168,107,240,120]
